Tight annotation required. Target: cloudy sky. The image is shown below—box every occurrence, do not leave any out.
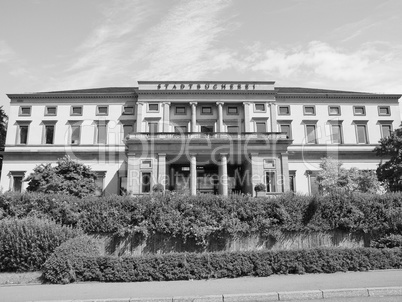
[0,0,401,114]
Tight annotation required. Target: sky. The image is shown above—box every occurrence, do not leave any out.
[0,0,402,115]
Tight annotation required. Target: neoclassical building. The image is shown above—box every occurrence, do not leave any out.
[1,81,400,196]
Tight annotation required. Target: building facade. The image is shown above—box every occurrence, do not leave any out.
[1,81,400,196]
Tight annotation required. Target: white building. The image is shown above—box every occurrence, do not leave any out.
[1,81,400,196]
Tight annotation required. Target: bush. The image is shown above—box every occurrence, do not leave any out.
[0,217,82,272]
[371,234,402,248]
[42,235,102,284]
[42,247,402,284]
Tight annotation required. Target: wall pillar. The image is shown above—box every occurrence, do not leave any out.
[190,102,197,132]
[127,153,140,195]
[243,102,251,132]
[269,102,277,132]
[219,153,228,196]
[216,102,224,132]
[281,152,290,192]
[190,154,197,196]
[162,102,171,132]
[158,153,167,189]
[136,102,144,132]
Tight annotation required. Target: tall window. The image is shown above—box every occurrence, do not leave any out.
[148,122,158,133]
[9,171,25,192]
[289,171,296,192]
[123,124,133,139]
[331,124,343,144]
[381,124,392,138]
[265,171,276,192]
[306,124,317,144]
[356,124,368,144]
[279,124,292,139]
[141,172,151,193]
[71,124,81,145]
[18,125,29,144]
[97,122,108,144]
[256,122,266,132]
[45,125,55,144]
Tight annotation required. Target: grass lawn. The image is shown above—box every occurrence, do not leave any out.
[0,272,42,285]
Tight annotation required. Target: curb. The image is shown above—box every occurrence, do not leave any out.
[29,286,402,302]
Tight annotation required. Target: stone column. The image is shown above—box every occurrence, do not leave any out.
[219,153,228,196]
[127,153,140,195]
[281,152,290,192]
[136,102,144,132]
[190,154,197,196]
[162,102,171,132]
[269,103,278,132]
[216,102,224,132]
[243,102,251,132]
[158,153,167,190]
[190,102,198,132]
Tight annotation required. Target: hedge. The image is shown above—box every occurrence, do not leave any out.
[42,247,402,284]
[0,217,82,272]
[1,191,402,246]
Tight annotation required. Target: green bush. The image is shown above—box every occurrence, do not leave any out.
[0,217,82,272]
[371,234,402,248]
[42,235,101,284]
[42,247,402,284]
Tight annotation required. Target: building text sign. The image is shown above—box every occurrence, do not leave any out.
[157,83,256,91]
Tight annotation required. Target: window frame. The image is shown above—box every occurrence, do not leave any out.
[278,105,291,116]
[265,171,277,193]
[227,106,239,115]
[16,121,31,145]
[254,103,266,112]
[175,106,187,115]
[201,106,213,115]
[255,121,267,133]
[328,105,341,116]
[305,124,317,144]
[141,172,152,193]
[9,171,26,193]
[96,105,109,116]
[95,121,108,144]
[303,105,316,116]
[353,106,366,116]
[71,106,83,116]
[330,123,343,144]
[44,124,55,144]
[354,122,369,144]
[19,106,31,116]
[45,106,57,116]
[122,106,134,115]
[148,103,159,112]
[378,106,391,116]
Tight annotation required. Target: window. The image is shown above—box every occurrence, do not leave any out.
[306,124,317,144]
[71,124,81,145]
[148,104,159,112]
[265,171,276,193]
[201,106,212,114]
[96,122,108,144]
[380,123,392,138]
[263,159,275,169]
[289,171,296,192]
[45,106,57,116]
[71,106,83,116]
[278,106,290,115]
[227,106,238,114]
[148,122,158,133]
[355,124,368,144]
[9,171,25,192]
[328,106,340,116]
[378,106,391,116]
[279,124,292,139]
[45,125,55,144]
[174,125,187,133]
[123,106,134,115]
[255,103,265,112]
[97,106,108,116]
[175,106,186,114]
[123,125,133,139]
[141,160,152,169]
[18,124,29,144]
[353,106,365,116]
[141,172,151,193]
[201,125,213,133]
[19,106,31,116]
[330,124,343,144]
[303,106,315,115]
[227,125,239,133]
[256,122,266,133]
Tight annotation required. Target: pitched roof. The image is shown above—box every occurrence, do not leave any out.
[40,87,137,94]
[275,87,373,94]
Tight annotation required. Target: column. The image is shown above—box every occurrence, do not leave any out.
[136,102,144,132]
[127,153,140,195]
[190,154,197,196]
[158,153,167,190]
[269,103,278,132]
[243,102,251,132]
[281,152,290,192]
[162,102,171,132]
[219,153,228,196]
[216,102,224,132]
[190,102,197,132]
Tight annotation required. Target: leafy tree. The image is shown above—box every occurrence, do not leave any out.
[375,128,402,192]
[316,157,382,194]
[25,155,98,197]
[0,106,8,177]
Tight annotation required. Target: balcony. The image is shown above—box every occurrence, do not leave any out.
[127,132,288,140]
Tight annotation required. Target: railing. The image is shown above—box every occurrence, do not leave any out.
[127,132,288,140]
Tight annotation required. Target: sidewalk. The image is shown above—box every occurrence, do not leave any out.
[1,269,402,302]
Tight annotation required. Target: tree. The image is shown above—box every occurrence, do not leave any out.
[375,127,402,192]
[25,156,98,197]
[316,157,382,194]
[0,106,8,178]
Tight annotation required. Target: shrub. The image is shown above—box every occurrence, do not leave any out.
[371,234,402,249]
[254,183,266,192]
[0,217,82,272]
[152,184,164,193]
[42,235,102,284]
[42,247,402,284]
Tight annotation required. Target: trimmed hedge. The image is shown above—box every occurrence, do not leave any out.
[42,235,101,284]
[42,247,402,284]
[0,217,82,272]
[1,191,402,246]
